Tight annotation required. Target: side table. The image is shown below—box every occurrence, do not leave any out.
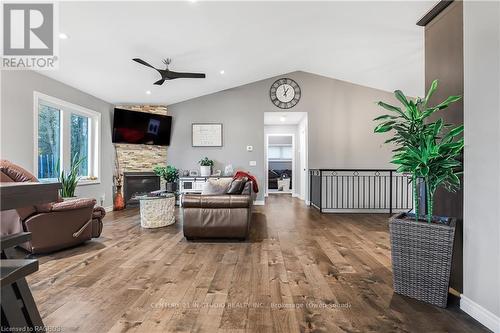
[137,194,175,228]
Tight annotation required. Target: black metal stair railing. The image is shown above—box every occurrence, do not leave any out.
[309,169,413,214]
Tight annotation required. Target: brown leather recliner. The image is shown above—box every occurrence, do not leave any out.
[0,160,105,254]
[182,181,255,240]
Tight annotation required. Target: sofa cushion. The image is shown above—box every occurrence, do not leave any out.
[201,178,232,195]
[183,194,252,208]
[226,177,248,194]
[0,160,38,182]
[51,198,96,212]
[0,159,41,220]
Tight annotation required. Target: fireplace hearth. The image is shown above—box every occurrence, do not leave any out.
[123,172,160,207]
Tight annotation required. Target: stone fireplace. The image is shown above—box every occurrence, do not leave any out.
[113,105,168,208]
[114,105,168,172]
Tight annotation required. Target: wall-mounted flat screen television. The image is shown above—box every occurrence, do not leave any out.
[112,108,172,146]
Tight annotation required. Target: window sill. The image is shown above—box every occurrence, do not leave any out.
[78,178,101,186]
[39,178,100,186]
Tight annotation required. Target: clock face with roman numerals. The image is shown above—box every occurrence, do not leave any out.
[270,78,301,109]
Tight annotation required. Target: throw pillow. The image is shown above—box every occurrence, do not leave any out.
[201,178,233,195]
[226,177,248,194]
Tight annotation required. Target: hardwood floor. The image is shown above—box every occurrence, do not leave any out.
[23,195,487,332]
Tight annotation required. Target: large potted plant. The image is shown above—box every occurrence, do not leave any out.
[58,155,86,200]
[153,165,179,193]
[198,157,214,177]
[374,80,463,307]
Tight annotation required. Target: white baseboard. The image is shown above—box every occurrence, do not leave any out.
[461,294,500,332]
[305,200,310,206]
[292,193,300,198]
[103,205,113,213]
[253,200,265,206]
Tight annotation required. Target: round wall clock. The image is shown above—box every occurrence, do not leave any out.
[269,78,301,109]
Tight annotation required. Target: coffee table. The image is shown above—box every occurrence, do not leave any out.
[135,193,175,228]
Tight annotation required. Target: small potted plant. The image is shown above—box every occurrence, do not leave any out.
[198,157,214,177]
[59,155,86,200]
[374,79,463,307]
[153,165,179,192]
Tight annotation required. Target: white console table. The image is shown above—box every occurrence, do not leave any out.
[179,177,208,194]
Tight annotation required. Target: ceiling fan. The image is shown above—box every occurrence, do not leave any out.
[132,58,206,85]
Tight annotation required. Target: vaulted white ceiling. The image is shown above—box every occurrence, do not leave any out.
[43,1,434,105]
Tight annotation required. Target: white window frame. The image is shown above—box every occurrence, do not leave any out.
[33,91,101,185]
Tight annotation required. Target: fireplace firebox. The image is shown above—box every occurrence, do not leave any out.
[123,172,160,207]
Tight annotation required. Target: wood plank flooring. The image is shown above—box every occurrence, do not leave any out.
[22,195,488,332]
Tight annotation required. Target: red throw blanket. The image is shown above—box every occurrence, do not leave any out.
[233,171,259,193]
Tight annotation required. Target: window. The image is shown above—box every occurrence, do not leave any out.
[268,145,292,160]
[34,92,101,184]
[37,104,61,179]
[71,114,89,176]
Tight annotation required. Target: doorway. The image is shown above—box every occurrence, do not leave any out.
[264,112,308,201]
[266,134,294,194]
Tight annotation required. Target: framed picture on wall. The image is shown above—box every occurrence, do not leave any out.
[192,123,223,147]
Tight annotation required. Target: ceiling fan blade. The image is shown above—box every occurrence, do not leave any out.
[153,79,166,85]
[167,71,206,79]
[134,58,205,84]
[132,58,156,69]
[179,72,206,79]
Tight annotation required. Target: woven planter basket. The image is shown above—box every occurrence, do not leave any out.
[389,213,456,308]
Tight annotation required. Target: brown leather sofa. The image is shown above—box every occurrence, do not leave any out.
[181,181,255,240]
[0,160,105,254]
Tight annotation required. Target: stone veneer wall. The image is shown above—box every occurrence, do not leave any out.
[114,105,168,172]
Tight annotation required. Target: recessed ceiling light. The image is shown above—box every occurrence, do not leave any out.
[280,116,286,122]
[146,90,151,95]
[59,33,69,40]
[219,70,225,75]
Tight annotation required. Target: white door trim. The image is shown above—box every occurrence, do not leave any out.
[299,115,308,201]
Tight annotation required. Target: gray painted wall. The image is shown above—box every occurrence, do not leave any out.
[1,71,114,208]
[463,0,500,324]
[167,71,397,201]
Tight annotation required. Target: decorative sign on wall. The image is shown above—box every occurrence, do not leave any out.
[192,123,223,147]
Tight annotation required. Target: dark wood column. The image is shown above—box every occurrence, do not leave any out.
[419,0,464,293]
